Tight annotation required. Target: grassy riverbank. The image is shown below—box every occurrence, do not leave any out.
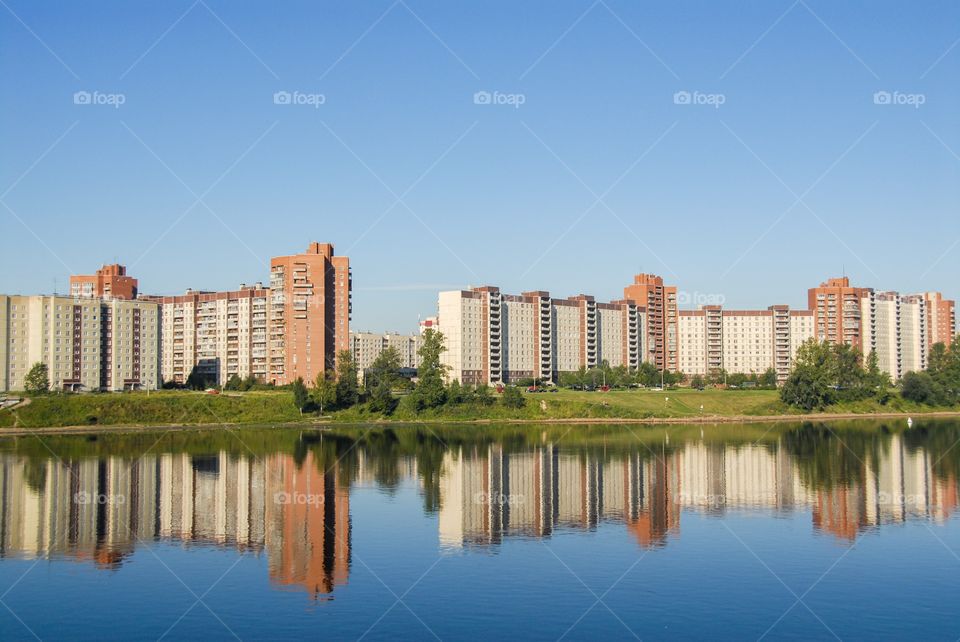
[2,388,958,429]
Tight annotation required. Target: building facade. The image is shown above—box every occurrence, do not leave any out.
[70,264,138,300]
[860,291,928,380]
[269,242,351,385]
[0,295,159,392]
[677,306,814,381]
[437,287,643,385]
[808,277,874,348]
[923,291,956,349]
[623,274,677,372]
[350,332,422,374]
[147,284,270,386]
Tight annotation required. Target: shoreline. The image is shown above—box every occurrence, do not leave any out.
[1,409,958,437]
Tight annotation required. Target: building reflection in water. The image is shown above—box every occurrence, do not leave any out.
[438,433,960,548]
[1,430,958,578]
[0,452,350,599]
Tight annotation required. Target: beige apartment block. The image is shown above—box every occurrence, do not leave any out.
[437,287,643,385]
[350,331,422,377]
[678,306,814,381]
[147,285,270,386]
[861,291,928,380]
[0,294,159,392]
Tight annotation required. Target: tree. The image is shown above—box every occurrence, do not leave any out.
[311,371,337,415]
[411,329,449,410]
[759,368,778,389]
[472,383,494,406]
[447,380,466,405]
[689,374,705,390]
[185,366,213,391]
[365,347,402,393]
[368,379,399,414]
[23,362,49,394]
[901,371,941,405]
[335,350,360,408]
[291,377,309,415]
[780,340,836,411]
[224,374,242,391]
[501,386,526,409]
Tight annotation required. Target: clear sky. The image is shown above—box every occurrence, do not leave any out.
[1,0,958,332]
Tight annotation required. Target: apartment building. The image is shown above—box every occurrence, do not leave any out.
[269,242,351,385]
[678,306,814,381]
[623,274,678,372]
[70,264,138,300]
[923,291,956,349]
[860,291,928,380]
[0,295,159,391]
[147,284,270,386]
[350,331,422,374]
[808,277,874,348]
[437,287,643,385]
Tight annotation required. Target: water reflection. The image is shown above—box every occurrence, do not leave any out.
[0,420,958,597]
[0,449,351,599]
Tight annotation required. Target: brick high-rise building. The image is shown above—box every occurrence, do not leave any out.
[269,242,351,385]
[923,291,956,349]
[623,274,678,372]
[808,277,873,348]
[70,264,138,300]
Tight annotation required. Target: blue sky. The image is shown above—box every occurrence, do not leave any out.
[1,0,958,332]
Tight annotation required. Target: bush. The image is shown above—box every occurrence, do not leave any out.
[901,371,944,405]
[501,386,526,409]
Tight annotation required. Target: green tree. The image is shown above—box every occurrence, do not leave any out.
[501,386,526,409]
[780,340,836,411]
[365,347,402,393]
[472,383,494,406]
[759,368,778,388]
[689,374,705,390]
[311,370,337,415]
[335,350,360,408]
[23,362,49,394]
[224,374,242,391]
[411,329,448,410]
[291,377,309,415]
[901,371,941,405]
[447,379,466,405]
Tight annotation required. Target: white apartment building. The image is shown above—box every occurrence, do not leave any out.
[149,285,270,386]
[0,295,160,392]
[861,291,927,380]
[437,287,643,385]
[678,306,814,381]
[350,331,422,376]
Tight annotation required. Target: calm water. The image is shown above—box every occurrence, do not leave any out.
[1,420,959,640]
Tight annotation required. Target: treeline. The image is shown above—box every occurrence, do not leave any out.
[779,340,890,411]
[901,340,960,406]
[780,336,960,411]
[290,329,528,417]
